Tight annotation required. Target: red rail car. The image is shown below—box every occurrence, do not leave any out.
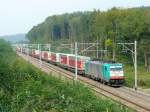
[42,51,49,61]
[31,49,36,57]
[59,53,68,66]
[68,55,90,72]
[22,48,28,54]
[16,47,21,52]
[59,53,73,68]
[32,50,40,58]
[50,52,60,64]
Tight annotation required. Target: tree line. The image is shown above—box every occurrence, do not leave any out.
[26,7,150,72]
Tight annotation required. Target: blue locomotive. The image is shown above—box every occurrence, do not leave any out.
[85,61,124,86]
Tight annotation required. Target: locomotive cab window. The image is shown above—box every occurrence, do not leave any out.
[110,67,123,71]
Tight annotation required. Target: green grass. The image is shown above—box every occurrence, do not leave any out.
[124,65,150,88]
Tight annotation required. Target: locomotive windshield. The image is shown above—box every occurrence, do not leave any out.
[110,66,124,77]
[110,67,122,71]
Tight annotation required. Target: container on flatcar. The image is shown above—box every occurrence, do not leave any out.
[41,51,49,61]
[47,52,51,61]
[28,49,33,56]
[16,47,21,52]
[22,48,25,53]
[22,48,28,54]
[68,55,90,71]
[50,52,60,64]
[59,53,74,68]
[31,49,35,57]
[33,50,40,58]
[59,53,68,67]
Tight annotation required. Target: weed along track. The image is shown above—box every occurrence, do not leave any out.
[19,53,150,112]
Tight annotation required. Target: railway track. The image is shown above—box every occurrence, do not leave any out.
[18,53,150,112]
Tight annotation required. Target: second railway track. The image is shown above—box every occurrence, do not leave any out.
[19,53,150,112]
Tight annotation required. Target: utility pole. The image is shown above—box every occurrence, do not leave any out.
[21,44,23,54]
[71,43,73,54]
[134,40,137,90]
[27,44,29,61]
[75,42,78,80]
[48,44,51,52]
[38,44,42,68]
[48,44,51,61]
[117,40,137,90]
[97,38,99,58]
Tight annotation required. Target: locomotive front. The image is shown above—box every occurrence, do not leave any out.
[108,64,125,86]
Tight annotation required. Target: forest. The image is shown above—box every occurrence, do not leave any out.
[26,7,150,72]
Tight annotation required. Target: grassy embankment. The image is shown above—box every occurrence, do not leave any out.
[124,65,150,89]
[0,41,135,112]
[117,53,150,89]
[118,54,150,88]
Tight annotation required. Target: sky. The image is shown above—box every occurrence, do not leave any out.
[0,0,150,36]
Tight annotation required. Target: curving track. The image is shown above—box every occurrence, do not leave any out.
[18,53,150,112]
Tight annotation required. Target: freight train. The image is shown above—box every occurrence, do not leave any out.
[16,47,125,86]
